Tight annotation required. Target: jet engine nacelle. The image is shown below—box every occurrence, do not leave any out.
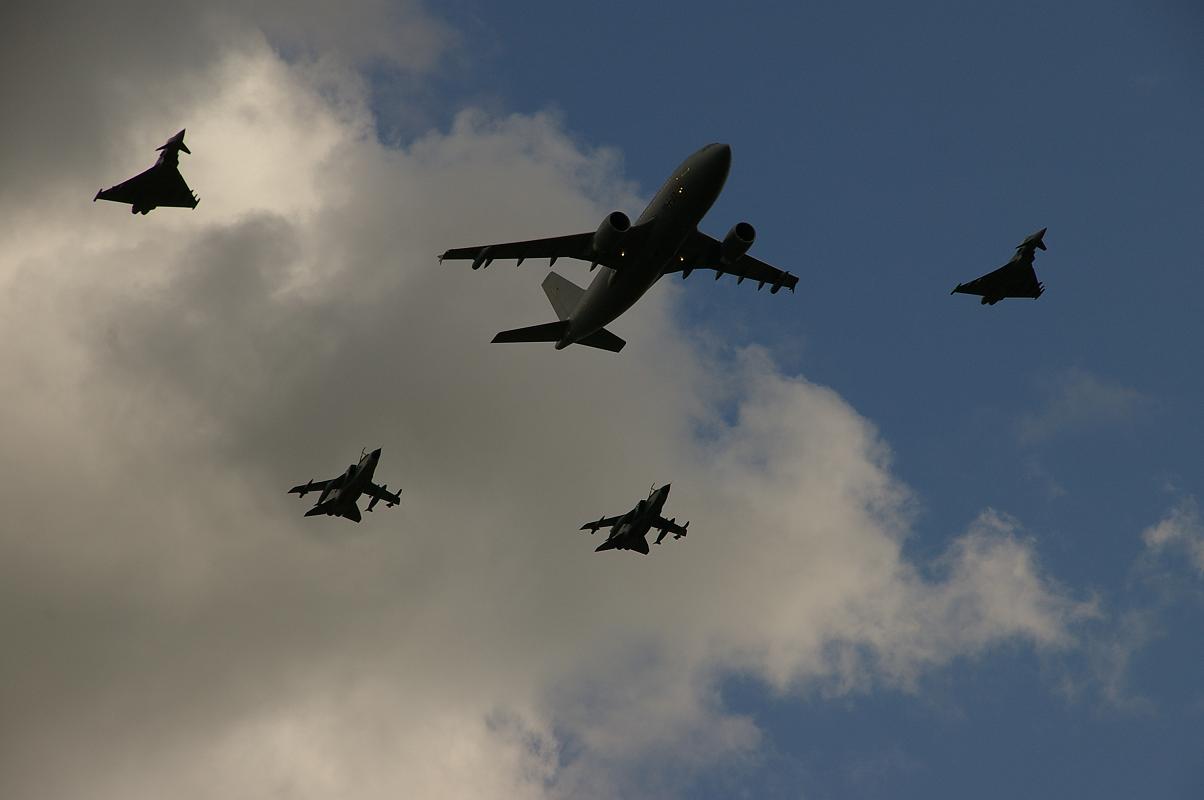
[720,222,756,265]
[592,211,631,257]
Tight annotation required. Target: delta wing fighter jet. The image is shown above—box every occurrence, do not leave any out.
[579,484,689,555]
[94,129,199,214]
[288,448,401,523]
[952,228,1048,305]
[440,143,797,353]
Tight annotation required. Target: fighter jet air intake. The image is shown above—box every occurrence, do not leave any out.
[439,143,797,352]
[579,484,689,555]
[288,448,402,523]
[951,228,1048,305]
[94,129,200,214]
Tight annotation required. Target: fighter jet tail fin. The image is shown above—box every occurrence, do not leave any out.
[541,271,585,321]
[156,129,191,154]
[492,320,570,344]
[577,327,626,353]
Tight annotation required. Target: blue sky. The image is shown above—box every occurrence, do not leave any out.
[417,1,1204,796]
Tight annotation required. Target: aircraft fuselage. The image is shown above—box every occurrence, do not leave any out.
[311,449,380,519]
[600,485,672,551]
[559,144,732,348]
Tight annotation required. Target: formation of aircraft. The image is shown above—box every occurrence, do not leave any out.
[440,143,797,353]
[94,131,1053,546]
[94,129,200,215]
[951,228,1048,305]
[580,484,689,555]
[288,448,401,523]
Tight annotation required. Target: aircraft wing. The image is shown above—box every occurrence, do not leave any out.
[157,166,200,208]
[952,260,1043,300]
[95,167,156,205]
[665,230,798,294]
[440,221,659,271]
[580,515,622,533]
[364,482,401,507]
[441,232,608,269]
[95,165,198,208]
[288,478,332,496]
[652,516,689,544]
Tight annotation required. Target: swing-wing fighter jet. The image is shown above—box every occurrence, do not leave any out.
[580,484,689,555]
[440,143,796,353]
[94,129,199,214]
[952,228,1048,305]
[288,448,401,523]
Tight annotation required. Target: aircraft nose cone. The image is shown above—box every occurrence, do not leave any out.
[708,143,731,167]
[372,448,382,458]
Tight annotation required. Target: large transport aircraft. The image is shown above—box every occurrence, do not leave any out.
[288,448,401,523]
[440,143,797,353]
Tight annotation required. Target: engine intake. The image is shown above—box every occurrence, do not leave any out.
[720,222,756,264]
[592,211,631,257]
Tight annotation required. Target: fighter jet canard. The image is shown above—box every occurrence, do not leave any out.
[579,484,689,555]
[439,143,797,353]
[951,228,1049,305]
[288,448,402,523]
[94,129,199,214]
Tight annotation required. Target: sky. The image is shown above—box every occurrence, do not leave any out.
[0,1,1201,798]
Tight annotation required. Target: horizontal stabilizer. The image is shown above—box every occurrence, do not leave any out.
[491,320,569,344]
[595,535,649,554]
[577,327,626,353]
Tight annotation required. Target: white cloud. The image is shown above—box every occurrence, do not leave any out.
[1142,496,1204,575]
[0,8,1092,798]
[1016,366,1150,445]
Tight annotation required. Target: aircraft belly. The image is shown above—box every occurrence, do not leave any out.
[568,260,661,341]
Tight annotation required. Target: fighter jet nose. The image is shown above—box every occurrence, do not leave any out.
[707,143,732,166]
[372,448,382,458]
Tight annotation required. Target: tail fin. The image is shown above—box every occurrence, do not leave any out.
[542,272,585,321]
[157,129,190,154]
[492,320,570,344]
[578,327,626,353]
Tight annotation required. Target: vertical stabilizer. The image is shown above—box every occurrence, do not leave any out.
[541,271,585,321]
